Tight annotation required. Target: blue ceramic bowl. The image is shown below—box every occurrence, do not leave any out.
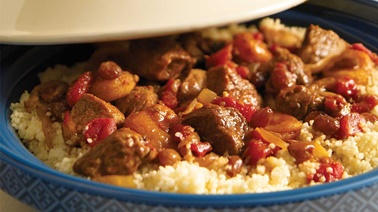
[1,2,378,211]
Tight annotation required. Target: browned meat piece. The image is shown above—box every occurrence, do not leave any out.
[62,93,125,146]
[206,65,262,108]
[24,80,69,121]
[73,128,157,177]
[265,47,312,95]
[177,32,213,64]
[178,69,207,103]
[24,81,69,149]
[124,104,180,149]
[275,85,324,120]
[297,25,347,73]
[115,86,158,117]
[124,37,195,81]
[274,47,312,85]
[182,104,250,155]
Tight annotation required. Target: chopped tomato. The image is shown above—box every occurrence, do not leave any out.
[243,139,276,166]
[235,65,249,79]
[212,96,256,122]
[333,113,365,139]
[190,142,212,157]
[206,44,233,68]
[351,94,378,113]
[83,118,117,147]
[323,95,349,118]
[66,71,94,107]
[161,78,180,109]
[333,77,358,101]
[308,159,344,183]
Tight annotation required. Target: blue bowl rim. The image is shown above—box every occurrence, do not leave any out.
[1,2,378,208]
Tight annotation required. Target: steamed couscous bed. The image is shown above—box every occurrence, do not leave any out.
[10,18,378,194]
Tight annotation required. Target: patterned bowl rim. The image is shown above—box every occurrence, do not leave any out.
[1,1,378,208]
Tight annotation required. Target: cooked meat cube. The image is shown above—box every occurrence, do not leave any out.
[73,128,157,177]
[71,93,125,128]
[178,69,207,103]
[24,80,69,121]
[297,25,347,73]
[273,47,312,85]
[265,47,312,94]
[115,86,158,117]
[275,85,324,120]
[62,93,125,146]
[178,32,213,64]
[182,104,250,155]
[124,104,180,149]
[24,81,70,149]
[206,65,262,108]
[124,37,195,81]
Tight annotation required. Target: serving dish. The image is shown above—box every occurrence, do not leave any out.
[1,2,378,211]
[0,0,305,45]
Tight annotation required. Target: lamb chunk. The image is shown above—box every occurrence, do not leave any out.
[124,37,195,81]
[297,25,347,72]
[182,104,250,155]
[24,80,69,121]
[71,93,125,128]
[73,128,157,177]
[115,86,158,117]
[178,69,207,103]
[275,85,324,120]
[273,47,312,86]
[206,65,262,108]
[62,93,125,146]
[177,32,213,64]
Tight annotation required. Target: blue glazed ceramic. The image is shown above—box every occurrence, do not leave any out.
[1,2,378,211]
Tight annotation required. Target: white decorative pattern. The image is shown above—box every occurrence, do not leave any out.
[1,161,378,211]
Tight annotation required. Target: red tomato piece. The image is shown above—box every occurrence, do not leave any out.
[243,139,274,166]
[83,118,117,147]
[323,95,349,118]
[205,44,233,68]
[333,77,358,100]
[190,142,212,157]
[212,96,256,122]
[351,94,378,113]
[161,78,180,109]
[235,65,249,79]
[66,71,94,107]
[252,32,264,41]
[309,160,344,183]
[171,124,195,142]
[334,113,365,139]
